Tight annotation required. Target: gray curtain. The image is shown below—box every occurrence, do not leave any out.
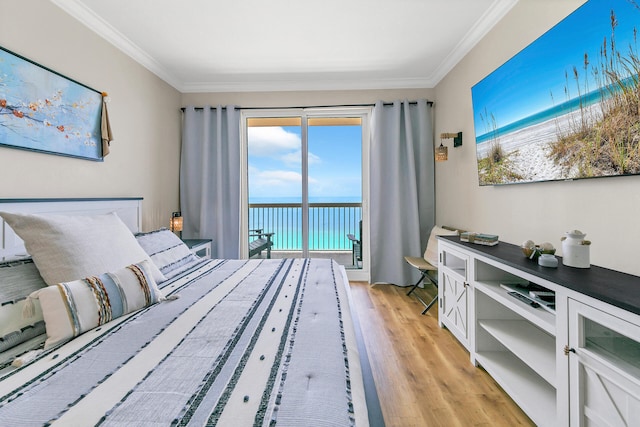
[180,106,241,258]
[370,100,435,285]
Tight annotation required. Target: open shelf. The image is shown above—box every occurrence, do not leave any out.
[475,280,555,335]
[475,276,558,426]
[479,319,556,386]
[476,351,557,426]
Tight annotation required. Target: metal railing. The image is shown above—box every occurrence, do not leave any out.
[248,202,362,251]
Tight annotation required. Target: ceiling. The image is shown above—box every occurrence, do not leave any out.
[51,0,518,93]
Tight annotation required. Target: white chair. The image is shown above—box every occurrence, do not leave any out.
[404,225,459,314]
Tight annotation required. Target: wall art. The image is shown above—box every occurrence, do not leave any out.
[0,46,103,161]
[472,0,640,185]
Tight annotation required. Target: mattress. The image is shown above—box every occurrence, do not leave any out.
[0,258,375,426]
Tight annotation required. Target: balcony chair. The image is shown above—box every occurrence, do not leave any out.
[347,220,363,268]
[404,225,459,315]
[249,229,275,259]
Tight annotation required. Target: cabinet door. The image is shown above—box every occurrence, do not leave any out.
[438,245,469,348]
[568,299,640,427]
[441,269,469,347]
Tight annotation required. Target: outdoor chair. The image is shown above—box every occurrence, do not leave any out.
[347,220,363,268]
[404,225,459,314]
[249,229,274,259]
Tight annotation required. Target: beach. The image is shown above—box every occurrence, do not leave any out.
[476,104,602,182]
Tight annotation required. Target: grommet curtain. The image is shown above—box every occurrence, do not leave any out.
[370,100,435,285]
[180,106,241,259]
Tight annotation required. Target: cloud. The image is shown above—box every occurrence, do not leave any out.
[254,170,302,186]
[280,150,321,166]
[249,168,318,198]
[248,127,300,156]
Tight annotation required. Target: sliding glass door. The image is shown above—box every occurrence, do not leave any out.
[241,108,369,275]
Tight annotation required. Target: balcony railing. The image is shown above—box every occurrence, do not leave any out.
[248,202,362,251]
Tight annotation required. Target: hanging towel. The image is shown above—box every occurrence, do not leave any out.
[101,93,113,157]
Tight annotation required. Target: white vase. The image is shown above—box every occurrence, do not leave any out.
[561,231,590,268]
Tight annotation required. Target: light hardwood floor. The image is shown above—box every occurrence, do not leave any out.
[349,282,535,427]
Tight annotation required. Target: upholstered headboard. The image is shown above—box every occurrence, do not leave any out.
[0,198,142,261]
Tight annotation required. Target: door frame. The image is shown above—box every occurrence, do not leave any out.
[240,107,371,282]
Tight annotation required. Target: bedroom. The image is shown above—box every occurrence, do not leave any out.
[1,0,639,425]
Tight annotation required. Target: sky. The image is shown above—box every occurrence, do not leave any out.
[471,0,640,140]
[248,124,362,201]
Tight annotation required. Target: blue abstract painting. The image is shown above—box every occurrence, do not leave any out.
[472,0,640,185]
[0,46,103,161]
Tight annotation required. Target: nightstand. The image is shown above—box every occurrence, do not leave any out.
[182,238,212,259]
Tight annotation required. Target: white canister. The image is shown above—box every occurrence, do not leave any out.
[561,230,591,268]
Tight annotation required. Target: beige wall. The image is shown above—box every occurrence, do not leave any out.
[434,0,640,275]
[0,1,181,230]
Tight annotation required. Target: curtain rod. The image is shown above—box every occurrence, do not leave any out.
[180,100,433,112]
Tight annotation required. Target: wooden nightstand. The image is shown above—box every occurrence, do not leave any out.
[182,239,212,260]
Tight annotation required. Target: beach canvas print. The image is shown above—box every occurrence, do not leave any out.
[472,0,640,185]
[0,46,103,161]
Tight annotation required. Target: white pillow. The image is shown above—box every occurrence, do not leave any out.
[424,226,459,266]
[29,260,163,349]
[0,211,165,285]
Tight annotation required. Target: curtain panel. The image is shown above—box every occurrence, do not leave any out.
[370,100,435,285]
[180,106,241,259]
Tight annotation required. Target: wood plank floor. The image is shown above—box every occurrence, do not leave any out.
[349,282,535,427]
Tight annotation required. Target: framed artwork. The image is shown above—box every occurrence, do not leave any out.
[0,45,103,161]
[471,0,640,185]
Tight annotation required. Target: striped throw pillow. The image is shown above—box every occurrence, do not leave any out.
[30,260,164,349]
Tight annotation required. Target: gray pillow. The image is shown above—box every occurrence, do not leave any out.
[135,228,202,280]
[0,259,46,352]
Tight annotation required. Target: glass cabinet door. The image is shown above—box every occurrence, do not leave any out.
[568,299,640,426]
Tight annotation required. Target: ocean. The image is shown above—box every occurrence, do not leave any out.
[248,196,362,251]
[475,76,634,145]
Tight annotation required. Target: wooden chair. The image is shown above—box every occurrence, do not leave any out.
[404,225,459,314]
[249,229,274,259]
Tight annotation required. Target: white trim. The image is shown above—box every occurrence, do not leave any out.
[429,0,519,85]
[240,108,371,282]
[50,0,183,90]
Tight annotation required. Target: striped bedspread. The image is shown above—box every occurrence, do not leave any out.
[0,258,370,426]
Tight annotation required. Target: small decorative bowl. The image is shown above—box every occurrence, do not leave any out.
[522,245,556,259]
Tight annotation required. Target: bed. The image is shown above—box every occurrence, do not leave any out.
[0,198,383,426]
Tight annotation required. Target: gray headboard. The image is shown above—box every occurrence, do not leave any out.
[0,198,143,261]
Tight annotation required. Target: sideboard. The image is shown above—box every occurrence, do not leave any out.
[437,235,640,426]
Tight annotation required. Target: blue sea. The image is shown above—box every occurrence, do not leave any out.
[475,76,634,144]
[248,196,362,251]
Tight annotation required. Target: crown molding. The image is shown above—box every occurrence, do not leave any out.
[429,0,519,86]
[51,0,183,90]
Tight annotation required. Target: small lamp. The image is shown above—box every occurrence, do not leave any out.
[436,132,463,162]
[170,211,183,238]
[435,142,448,162]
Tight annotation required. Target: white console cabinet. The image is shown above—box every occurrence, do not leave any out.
[438,236,640,427]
